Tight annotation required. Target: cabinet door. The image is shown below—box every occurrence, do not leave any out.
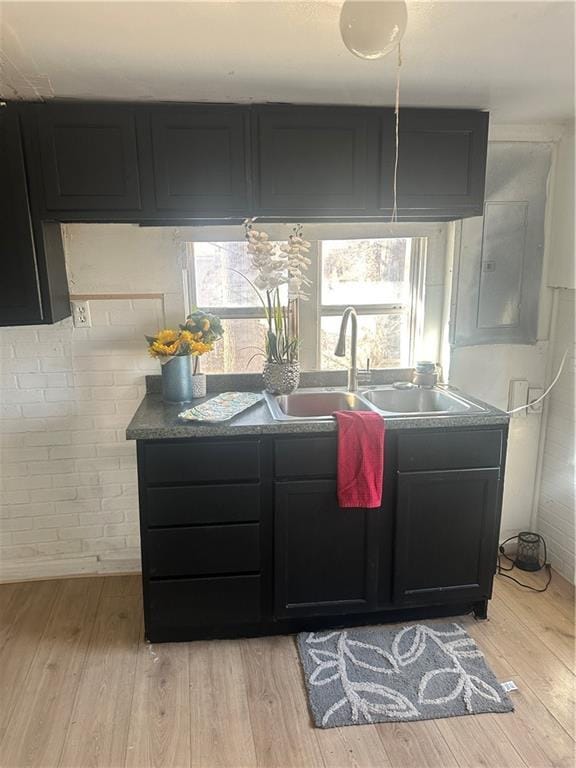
[254,106,379,214]
[0,109,43,324]
[150,106,250,214]
[274,480,378,618]
[381,110,489,217]
[38,104,141,211]
[394,469,500,604]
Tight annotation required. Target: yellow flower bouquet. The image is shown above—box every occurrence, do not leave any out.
[146,310,223,402]
[146,310,223,373]
[147,328,212,366]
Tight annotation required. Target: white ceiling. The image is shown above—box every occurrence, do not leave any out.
[0,0,574,124]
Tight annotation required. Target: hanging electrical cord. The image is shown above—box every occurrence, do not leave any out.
[506,348,569,414]
[390,42,402,223]
[496,535,552,592]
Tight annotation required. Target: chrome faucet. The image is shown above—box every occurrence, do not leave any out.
[334,306,358,392]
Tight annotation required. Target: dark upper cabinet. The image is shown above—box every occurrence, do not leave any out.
[394,468,500,604]
[381,109,489,217]
[23,101,489,222]
[253,106,379,215]
[0,107,69,326]
[37,104,142,212]
[274,479,378,619]
[149,106,251,214]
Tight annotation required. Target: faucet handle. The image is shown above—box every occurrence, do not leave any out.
[357,357,372,385]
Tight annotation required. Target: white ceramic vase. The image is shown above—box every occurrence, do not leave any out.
[190,372,207,399]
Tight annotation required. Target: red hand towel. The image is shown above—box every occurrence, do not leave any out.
[334,411,385,508]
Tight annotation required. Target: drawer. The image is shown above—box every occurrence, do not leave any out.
[397,429,503,472]
[147,523,260,578]
[148,574,261,627]
[274,436,337,478]
[146,484,260,527]
[143,440,260,484]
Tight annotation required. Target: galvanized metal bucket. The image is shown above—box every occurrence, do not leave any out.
[161,355,195,403]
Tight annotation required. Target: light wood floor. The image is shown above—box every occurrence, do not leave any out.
[0,569,574,768]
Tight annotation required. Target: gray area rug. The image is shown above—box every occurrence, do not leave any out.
[297,622,513,728]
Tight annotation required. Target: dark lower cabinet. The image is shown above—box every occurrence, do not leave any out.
[147,523,260,578]
[136,426,507,642]
[394,468,501,604]
[147,575,261,630]
[274,480,378,618]
[0,106,69,326]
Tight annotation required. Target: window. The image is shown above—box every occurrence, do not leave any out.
[187,241,281,373]
[316,238,417,371]
[186,236,426,374]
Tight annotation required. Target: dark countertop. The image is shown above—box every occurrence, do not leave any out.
[126,387,509,441]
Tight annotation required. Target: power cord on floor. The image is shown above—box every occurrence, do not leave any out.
[496,535,552,592]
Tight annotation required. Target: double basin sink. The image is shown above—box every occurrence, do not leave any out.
[264,385,484,421]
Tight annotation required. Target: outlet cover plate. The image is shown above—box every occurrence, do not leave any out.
[71,300,91,328]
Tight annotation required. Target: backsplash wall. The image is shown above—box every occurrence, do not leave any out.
[0,298,163,580]
[0,225,188,581]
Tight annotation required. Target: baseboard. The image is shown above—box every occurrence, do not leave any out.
[0,556,141,584]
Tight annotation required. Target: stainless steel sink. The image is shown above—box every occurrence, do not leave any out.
[264,385,484,421]
[264,389,373,421]
[361,386,483,415]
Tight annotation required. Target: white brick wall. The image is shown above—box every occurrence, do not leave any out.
[0,297,165,581]
[0,223,188,581]
[537,289,576,583]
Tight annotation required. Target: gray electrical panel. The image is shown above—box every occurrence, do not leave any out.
[451,142,552,346]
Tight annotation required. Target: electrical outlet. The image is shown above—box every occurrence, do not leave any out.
[528,387,544,413]
[71,300,91,328]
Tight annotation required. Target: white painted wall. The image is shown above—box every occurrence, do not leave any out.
[0,226,187,581]
[0,300,159,581]
[547,123,575,290]
[536,289,575,582]
[450,343,548,537]
[63,224,186,322]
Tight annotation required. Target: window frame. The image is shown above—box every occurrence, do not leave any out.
[300,237,427,371]
[184,241,269,320]
[185,233,430,374]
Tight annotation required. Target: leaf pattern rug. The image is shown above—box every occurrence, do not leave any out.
[297,622,513,728]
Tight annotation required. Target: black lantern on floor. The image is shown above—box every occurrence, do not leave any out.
[515,531,545,571]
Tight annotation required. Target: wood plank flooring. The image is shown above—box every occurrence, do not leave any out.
[0,569,573,768]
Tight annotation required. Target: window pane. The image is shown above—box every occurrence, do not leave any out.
[321,238,411,305]
[320,314,408,370]
[193,241,286,308]
[200,318,268,374]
